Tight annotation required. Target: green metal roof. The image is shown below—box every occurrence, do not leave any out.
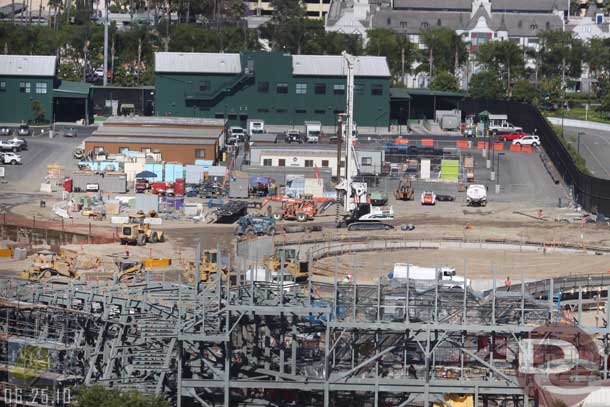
[53,80,92,99]
[392,87,466,98]
[389,88,412,100]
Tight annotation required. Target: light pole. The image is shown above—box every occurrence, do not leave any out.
[478,110,490,167]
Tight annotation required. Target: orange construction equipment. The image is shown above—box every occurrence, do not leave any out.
[274,198,318,222]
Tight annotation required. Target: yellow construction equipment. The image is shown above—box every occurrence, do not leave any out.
[115,259,145,282]
[21,250,81,281]
[266,248,308,282]
[433,394,474,407]
[119,212,165,246]
[183,249,229,284]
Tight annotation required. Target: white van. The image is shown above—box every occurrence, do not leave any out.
[304,121,321,143]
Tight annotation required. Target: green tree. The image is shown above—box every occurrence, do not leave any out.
[366,29,414,80]
[420,27,467,75]
[468,70,506,99]
[511,80,539,103]
[477,40,524,96]
[585,37,610,79]
[538,30,585,79]
[75,385,170,407]
[31,100,46,123]
[430,71,458,91]
[270,0,304,21]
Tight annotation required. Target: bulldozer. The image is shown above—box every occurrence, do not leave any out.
[394,179,415,201]
[183,249,230,284]
[21,250,81,281]
[119,212,165,246]
[266,248,309,282]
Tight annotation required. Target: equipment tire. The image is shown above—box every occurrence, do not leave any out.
[267,227,276,236]
[272,213,283,221]
[137,233,146,246]
[296,212,307,222]
[151,233,158,243]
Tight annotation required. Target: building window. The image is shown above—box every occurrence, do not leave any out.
[304,160,314,167]
[199,81,210,92]
[371,84,383,96]
[421,22,428,28]
[19,81,30,93]
[94,146,104,154]
[295,109,307,114]
[228,114,237,120]
[361,157,372,166]
[276,108,287,114]
[263,159,272,166]
[333,109,344,114]
[321,160,329,167]
[141,147,151,153]
[355,84,364,95]
[278,159,286,167]
[195,149,205,158]
[214,113,224,119]
[257,108,269,113]
[119,147,129,153]
[0,81,6,92]
[296,83,307,94]
[333,84,345,95]
[35,83,47,94]
[340,160,345,168]
[276,83,288,94]
[386,17,391,25]
[400,21,407,29]
[314,109,326,114]
[437,18,441,26]
[530,24,538,30]
[258,81,269,93]
[314,83,326,95]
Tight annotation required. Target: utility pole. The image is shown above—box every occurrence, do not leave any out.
[137,38,142,84]
[110,39,115,85]
[401,47,405,85]
[342,51,355,212]
[83,41,89,82]
[103,0,109,86]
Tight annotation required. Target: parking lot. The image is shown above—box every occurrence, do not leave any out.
[564,126,610,179]
[0,125,94,192]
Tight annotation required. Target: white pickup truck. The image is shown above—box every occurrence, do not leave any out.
[489,121,522,134]
[0,152,22,165]
[389,263,469,288]
[0,140,23,152]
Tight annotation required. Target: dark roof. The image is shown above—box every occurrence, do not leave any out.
[389,88,412,100]
[392,0,566,12]
[54,80,92,99]
[84,136,217,145]
[392,88,465,98]
[372,8,562,37]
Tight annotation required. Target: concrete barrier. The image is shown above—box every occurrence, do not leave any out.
[493,142,504,151]
[456,140,469,149]
[547,117,610,132]
[477,141,489,150]
[509,144,521,152]
[421,138,434,147]
[521,145,533,153]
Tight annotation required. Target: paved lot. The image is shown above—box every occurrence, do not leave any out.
[563,126,610,179]
[0,127,93,192]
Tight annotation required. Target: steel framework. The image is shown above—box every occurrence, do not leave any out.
[2,261,610,407]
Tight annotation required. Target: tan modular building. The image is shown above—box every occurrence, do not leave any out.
[84,136,218,164]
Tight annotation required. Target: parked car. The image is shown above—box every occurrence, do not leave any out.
[94,67,105,78]
[512,135,540,147]
[63,127,78,137]
[0,126,11,136]
[18,124,30,136]
[7,137,27,150]
[227,127,246,145]
[421,191,437,205]
[498,131,527,142]
[0,152,22,165]
[436,194,455,202]
[285,130,303,144]
[347,222,394,231]
[0,140,23,152]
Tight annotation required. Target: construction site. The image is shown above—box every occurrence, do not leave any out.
[3,54,610,407]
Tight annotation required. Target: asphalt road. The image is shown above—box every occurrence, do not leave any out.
[0,125,96,192]
[563,126,610,180]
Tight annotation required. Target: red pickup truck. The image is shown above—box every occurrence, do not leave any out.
[498,131,527,142]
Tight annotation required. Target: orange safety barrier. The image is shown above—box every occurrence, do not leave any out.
[493,142,504,151]
[394,137,409,145]
[509,144,522,152]
[421,138,434,147]
[521,145,533,153]
[456,140,469,149]
[477,141,489,150]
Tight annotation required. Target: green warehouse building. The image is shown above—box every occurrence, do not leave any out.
[154,52,391,128]
[0,55,93,124]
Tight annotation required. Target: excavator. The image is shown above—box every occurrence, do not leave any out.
[394,178,415,201]
[183,249,230,284]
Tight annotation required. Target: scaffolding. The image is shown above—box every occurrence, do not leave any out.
[1,260,610,407]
